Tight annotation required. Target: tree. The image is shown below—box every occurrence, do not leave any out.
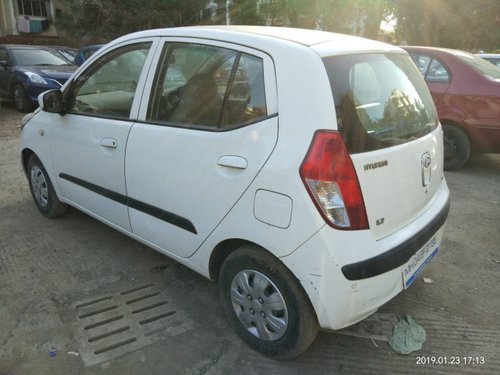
[57,0,210,42]
[58,0,499,51]
[393,0,500,51]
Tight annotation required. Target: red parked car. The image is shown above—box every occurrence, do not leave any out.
[403,46,500,170]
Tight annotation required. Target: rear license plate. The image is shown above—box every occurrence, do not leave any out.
[402,235,439,289]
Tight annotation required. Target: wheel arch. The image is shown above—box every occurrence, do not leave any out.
[7,77,17,94]
[21,148,36,176]
[209,238,262,280]
[440,119,474,149]
[8,74,25,94]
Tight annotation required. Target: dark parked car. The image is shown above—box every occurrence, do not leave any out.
[403,46,500,170]
[73,44,104,66]
[0,45,77,112]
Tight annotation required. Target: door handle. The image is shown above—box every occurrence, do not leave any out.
[100,138,117,148]
[217,155,248,169]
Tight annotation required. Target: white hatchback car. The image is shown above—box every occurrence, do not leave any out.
[21,26,450,358]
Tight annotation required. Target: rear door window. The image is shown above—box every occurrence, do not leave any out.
[409,53,451,83]
[323,53,438,153]
[146,42,267,129]
[426,58,450,82]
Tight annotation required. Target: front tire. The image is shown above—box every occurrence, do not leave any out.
[218,245,319,359]
[443,124,471,170]
[13,84,33,113]
[27,155,68,218]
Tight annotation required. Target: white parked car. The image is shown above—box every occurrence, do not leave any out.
[20,26,450,358]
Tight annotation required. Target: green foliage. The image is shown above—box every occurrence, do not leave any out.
[57,0,210,42]
[57,0,499,51]
[394,0,500,51]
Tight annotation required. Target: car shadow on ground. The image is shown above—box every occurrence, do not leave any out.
[452,153,500,174]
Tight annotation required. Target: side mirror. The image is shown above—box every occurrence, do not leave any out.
[39,90,65,114]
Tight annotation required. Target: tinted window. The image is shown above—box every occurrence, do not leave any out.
[409,53,431,75]
[147,43,267,129]
[11,48,69,66]
[409,53,450,83]
[220,54,267,127]
[323,53,438,154]
[67,42,151,119]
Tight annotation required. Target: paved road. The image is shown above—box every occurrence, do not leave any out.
[1,102,499,374]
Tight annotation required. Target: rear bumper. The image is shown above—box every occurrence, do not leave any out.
[341,197,449,280]
[281,178,450,330]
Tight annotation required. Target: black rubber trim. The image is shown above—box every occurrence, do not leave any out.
[128,197,197,234]
[341,197,450,281]
[59,173,197,234]
[59,173,128,205]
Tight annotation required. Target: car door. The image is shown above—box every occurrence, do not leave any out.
[49,38,158,231]
[125,39,278,257]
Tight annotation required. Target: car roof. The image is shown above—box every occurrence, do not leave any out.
[108,26,402,56]
[402,46,475,56]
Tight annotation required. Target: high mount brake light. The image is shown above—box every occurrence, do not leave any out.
[300,130,369,230]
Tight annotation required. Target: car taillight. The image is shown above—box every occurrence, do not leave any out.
[300,130,369,230]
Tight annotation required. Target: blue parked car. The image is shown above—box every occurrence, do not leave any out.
[0,45,77,112]
[73,44,104,66]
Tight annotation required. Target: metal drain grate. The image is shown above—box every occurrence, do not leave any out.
[74,283,194,367]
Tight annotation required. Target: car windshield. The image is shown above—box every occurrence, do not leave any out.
[56,49,76,62]
[456,51,500,80]
[323,53,438,154]
[11,48,70,66]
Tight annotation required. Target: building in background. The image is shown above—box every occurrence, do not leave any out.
[0,0,69,37]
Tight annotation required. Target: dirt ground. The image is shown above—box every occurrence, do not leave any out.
[1,101,499,374]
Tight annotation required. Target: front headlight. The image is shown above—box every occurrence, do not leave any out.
[25,72,48,85]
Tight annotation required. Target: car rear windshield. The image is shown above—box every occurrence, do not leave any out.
[323,53,437,154]
[456,52,500,80]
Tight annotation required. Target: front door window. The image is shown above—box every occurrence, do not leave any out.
[67,42,151,119]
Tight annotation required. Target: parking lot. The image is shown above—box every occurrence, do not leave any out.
[0,102,499,374]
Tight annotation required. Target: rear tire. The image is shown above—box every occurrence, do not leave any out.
[218,245,319,359]
[443,124,471,170]
[27,155,68,218]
